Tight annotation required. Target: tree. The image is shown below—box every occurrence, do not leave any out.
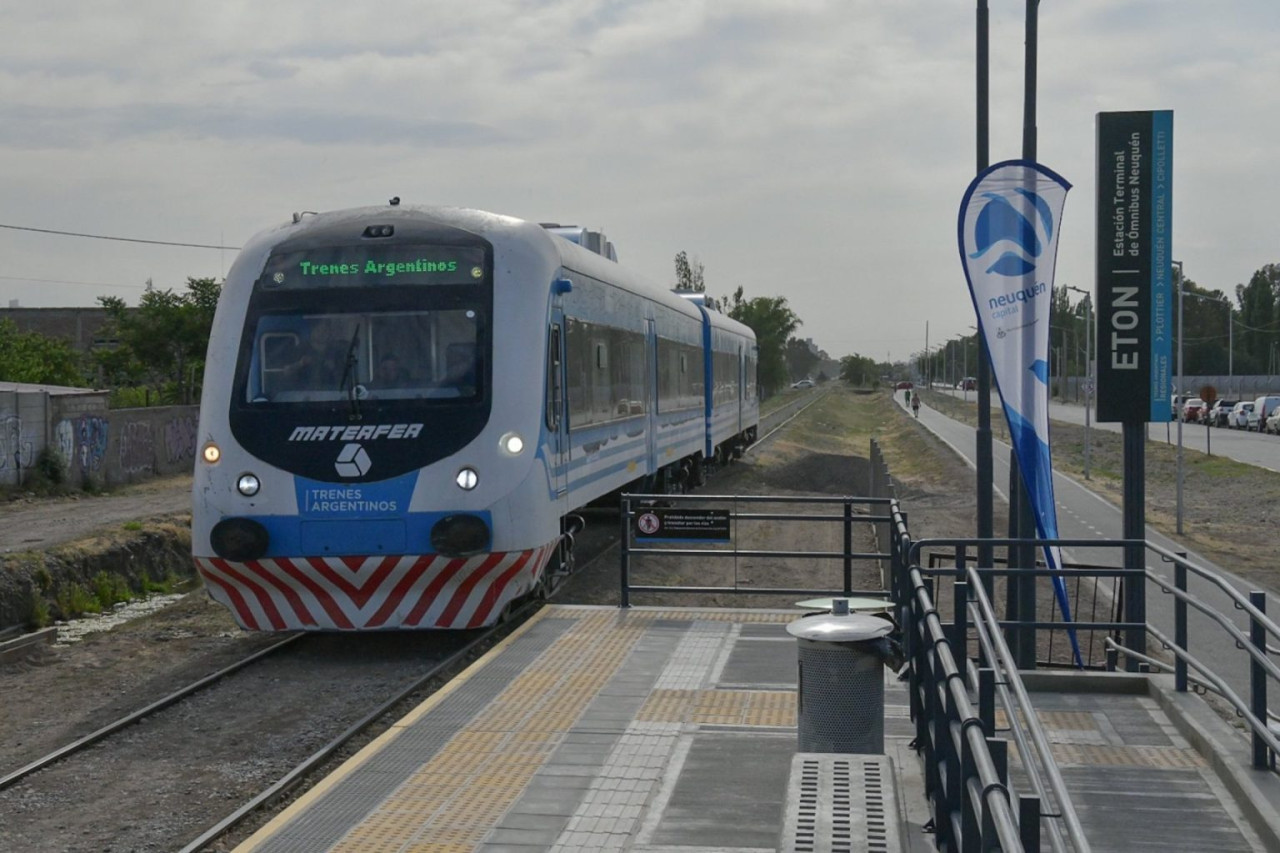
[728,287,800,395]
[839,353,881,386]
[1236,264,1280,373]
[785,338,820,382]
[94,277,222,405]
[0,319,85,386]
[673,251,705,292]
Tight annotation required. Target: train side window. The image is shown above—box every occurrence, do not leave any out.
[546,325,562,429]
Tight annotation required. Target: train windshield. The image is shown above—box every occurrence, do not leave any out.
[244,308,482,404]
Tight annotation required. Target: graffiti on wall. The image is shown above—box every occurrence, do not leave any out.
[0,416,34,471]
[55,416,110,475]
[163,415,198,466]
[119,421,155,475]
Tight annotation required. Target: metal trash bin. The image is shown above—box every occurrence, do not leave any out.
[787,603,895,754]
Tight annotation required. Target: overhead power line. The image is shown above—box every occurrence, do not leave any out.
[0,274,146,290]
[0,222,240,251]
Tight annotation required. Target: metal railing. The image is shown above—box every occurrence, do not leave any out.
[618,492,892,607]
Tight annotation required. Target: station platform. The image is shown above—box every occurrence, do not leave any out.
[233,604,926,853]
[233,604,1280,852]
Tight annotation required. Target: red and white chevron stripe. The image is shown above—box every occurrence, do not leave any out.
[194,543,556,631]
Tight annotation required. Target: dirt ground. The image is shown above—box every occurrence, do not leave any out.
[0,474,194,556]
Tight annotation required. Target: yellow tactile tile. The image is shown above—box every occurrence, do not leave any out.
[330,612,649,853]
[636,688,796,727]
[1051,743,1205,768]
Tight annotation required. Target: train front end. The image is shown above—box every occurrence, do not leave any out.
[192,207,558,630]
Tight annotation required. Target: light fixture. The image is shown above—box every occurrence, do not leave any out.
[500,432,525,455]
[455,467,479,490]
[236,474,261,496]
[202,443,221,464]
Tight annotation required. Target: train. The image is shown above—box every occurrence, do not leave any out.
[191,202,759,631]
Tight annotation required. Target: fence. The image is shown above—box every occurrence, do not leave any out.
[0,387,197,489]
[617,492,893,606]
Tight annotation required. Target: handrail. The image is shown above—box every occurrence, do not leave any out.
[905,564,1025,851]
[966,567,1091,853]
[1146,541,1280,639]
[1145,567,1280,685]
[1108,630,1280,758]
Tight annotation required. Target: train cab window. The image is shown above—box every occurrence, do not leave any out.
[243,308,484,404]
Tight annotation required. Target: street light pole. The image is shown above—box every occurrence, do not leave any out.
[1066,285,1092,478]
[1174,259,1184,535]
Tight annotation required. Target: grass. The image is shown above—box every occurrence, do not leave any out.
[56,582,101,618]
[92,572,133,609]
[917,387,1280,586]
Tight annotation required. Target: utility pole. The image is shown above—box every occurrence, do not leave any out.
[1067,285,1092,478]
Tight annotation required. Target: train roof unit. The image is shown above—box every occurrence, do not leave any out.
[540,223,618,262]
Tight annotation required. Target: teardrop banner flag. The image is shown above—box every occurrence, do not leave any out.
[957,159,1081,667]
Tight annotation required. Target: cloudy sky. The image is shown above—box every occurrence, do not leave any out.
[2,1,1277,362]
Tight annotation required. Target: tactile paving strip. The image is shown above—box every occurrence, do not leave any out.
[1050,743,1205,768]
[636,688,796,726]
[327,612,648,852]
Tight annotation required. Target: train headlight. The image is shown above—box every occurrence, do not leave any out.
[236,474,261,496]
[499,432,525,456]
[455,467,479,490]
[202,442,221,464]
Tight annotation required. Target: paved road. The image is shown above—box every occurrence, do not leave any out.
[937,387,1280,473]
[903,390,1273,711]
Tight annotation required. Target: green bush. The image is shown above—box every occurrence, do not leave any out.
[56,582,101,618]
[27,594,51,629]
[92,572,132,609]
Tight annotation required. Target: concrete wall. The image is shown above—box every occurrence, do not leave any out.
[0,388,197,489]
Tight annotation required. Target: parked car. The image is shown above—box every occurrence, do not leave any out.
[1268,408,1280,435]
[1181,398,1206,423]
[955,376,977,391]
[895,381,914,390]
[1207,400,1236,427]
[791,378,815,389]
[1171,394,1190,421]
[1230,401,1254,429]
[1250,395,1280,431]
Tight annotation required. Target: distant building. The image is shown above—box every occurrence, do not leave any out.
[0,307,121,353]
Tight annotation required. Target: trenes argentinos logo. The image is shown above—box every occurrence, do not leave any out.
[968,187,1055,277]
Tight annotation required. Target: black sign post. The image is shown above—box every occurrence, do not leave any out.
[1096,110,1173,669]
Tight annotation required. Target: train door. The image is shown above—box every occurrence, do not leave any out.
[546,320,567,505]
[645,318,658,477]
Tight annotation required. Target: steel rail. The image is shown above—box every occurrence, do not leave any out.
[179,539,624,853]
[178,594,550,853]
[0,633,303,792]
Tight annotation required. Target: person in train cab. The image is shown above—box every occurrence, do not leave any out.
[375,354,410,388]
[443,342,477,395]
[282,325,343,389]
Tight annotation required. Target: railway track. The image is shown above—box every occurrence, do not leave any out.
[0,400,805,852]
[0,540,618,853]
